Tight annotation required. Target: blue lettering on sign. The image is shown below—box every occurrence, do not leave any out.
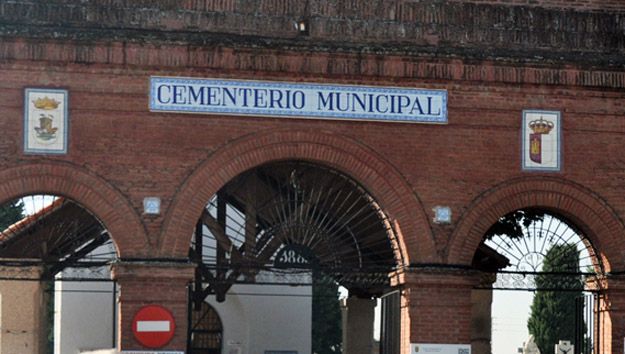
[149,77,448,124]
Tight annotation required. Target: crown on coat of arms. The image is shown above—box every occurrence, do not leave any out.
[32,96,60,110]
[529,116,554,134]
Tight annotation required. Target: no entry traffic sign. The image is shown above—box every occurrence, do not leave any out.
[132,305,176,348]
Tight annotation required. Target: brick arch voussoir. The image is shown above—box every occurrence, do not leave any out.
[448,177,625,271]
[0,163,149,258]
[160,129,436,265]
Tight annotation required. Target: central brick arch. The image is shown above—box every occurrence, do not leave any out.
[159,129,435,265]
[0,163,149,258]
[447,177,625,272]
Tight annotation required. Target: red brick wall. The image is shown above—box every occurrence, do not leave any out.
[2,0,625,351]
[179,0,625,12]
[400,270,479,353]
[3,57,624,265]
[112,262,195,350]
[2,53,625,350]
[448,0,625,11]
[1,0,623,67]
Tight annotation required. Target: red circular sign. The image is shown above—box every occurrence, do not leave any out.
[132,305,176,348]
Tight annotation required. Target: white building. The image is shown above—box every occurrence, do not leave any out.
[54,268,312,354]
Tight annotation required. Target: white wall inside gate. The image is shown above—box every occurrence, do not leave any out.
[54,278,116,354]
[53,268,310,354]
[54,281,310,354]
[206,283,312,354]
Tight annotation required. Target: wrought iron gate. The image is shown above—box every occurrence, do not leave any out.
[380,290,401,354]
[187,161,403,353]
[575,293,602,354]
[187,292,223,354]
[475,209,606,353]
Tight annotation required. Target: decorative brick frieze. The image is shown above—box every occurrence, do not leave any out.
[1,1,624,69]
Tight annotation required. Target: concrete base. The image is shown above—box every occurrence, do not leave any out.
[342,296,376,354]
[471,289,493,354]
[0,267,47,354]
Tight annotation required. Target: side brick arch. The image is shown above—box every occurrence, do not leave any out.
[447,176,625,272]
[0,162,149,258]
[159,128,436,265]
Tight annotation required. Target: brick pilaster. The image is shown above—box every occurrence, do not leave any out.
[593,276,625,354]
[111,261,195,351]
[0,266,47,354]
[397,267,480,354]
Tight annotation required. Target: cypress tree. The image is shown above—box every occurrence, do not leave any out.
[527,243,583,354]
[312,274,342,354]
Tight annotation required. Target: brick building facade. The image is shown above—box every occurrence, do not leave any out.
[1,0,625,352]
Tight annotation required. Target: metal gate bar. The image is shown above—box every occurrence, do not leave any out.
[380,290,400,354]
[575,293,601,354]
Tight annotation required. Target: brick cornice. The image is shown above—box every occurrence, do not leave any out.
[392,266,481,288]
[0,1,624,65]
[1,37,623,90]
[111,261,195,281]
[0,265,43,279]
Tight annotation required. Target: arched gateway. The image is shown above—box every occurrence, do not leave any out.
[449,178,625,354]
[188,160,405,353]
[160,130,434,353]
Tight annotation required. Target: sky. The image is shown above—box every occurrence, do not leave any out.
[492,290,533,354]
[21,194,57,215]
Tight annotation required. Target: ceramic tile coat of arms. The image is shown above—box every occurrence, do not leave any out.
[24,88,68,154]
[522,110,561,171]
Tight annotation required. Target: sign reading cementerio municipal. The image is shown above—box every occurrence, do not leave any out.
[149,77,447,124]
